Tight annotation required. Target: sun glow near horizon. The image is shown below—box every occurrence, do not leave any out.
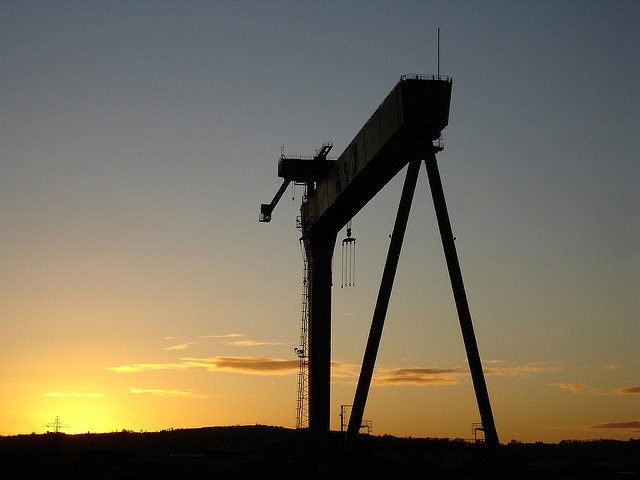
[5,337,637,442]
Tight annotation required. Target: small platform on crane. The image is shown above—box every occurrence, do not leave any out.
[259,142,336,223]
[277,143,336,184]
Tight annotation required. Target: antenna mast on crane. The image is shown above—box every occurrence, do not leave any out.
[437,27,441,78]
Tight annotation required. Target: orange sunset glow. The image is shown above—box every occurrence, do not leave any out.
[1,1,638,445]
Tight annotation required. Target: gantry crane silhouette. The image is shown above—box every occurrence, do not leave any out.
[260,74,499,452]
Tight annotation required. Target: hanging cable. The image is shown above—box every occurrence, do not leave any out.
[341,220,356,288]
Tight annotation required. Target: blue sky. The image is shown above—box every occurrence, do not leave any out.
[1,1,638,441]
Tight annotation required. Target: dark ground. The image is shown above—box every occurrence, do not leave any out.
[1,425,638,479]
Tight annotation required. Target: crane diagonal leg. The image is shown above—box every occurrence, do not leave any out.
[423,151,499,448]
[346,159,421,443]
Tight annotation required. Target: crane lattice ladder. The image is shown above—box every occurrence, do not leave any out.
[295,242,310,429]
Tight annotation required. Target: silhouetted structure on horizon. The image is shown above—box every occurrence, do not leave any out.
[260,74,499,453]
[44,415,68,434]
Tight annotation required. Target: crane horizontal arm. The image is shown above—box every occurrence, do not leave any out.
[259,178,291,222]
[301,77,452,234]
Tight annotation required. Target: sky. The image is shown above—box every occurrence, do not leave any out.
[1,1,638,442]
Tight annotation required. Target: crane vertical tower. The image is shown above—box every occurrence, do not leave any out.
[260,74,499,453]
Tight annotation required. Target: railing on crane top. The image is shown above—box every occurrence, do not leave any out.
[401,73,450,81]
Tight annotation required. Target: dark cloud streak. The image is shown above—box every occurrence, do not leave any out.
[375,367,466,386]
[616,386,640,394]
[590,421,640,430]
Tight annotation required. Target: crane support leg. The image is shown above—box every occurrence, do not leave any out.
[423,151,500,448]
[346,159,421,443]
[303,230,336,455]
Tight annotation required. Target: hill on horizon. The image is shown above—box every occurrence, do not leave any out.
[1,424,638,479]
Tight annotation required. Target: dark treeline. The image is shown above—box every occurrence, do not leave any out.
[1,425,638,479]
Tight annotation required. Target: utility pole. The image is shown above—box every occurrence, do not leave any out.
[45,415,69,434]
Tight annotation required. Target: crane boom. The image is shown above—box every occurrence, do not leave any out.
[259,178,290,222]
[301,76,452,234]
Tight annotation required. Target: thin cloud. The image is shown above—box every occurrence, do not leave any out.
[373,361,559,387]
[107,357,298,376]
[374,367,466,386]
[331,361,360,379]
[551,383,640,396]
[224,340,285,347]
[551,382,587,393]
[43,392,104,398]
[107,358,562,385]
[484,362,561,376]
[184,357,298,375]
[106,362,191,373]
[128,387,205,398]
[615,386,640,395]
[590,421,640,432]
[199,334,245,339]
[165,342,200,351]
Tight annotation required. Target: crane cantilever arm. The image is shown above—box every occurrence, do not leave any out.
[259,178,291,222]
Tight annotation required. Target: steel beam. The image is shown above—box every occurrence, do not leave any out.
[423,151,499,448]
[346,159,421,443]
[301,78,452,235]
